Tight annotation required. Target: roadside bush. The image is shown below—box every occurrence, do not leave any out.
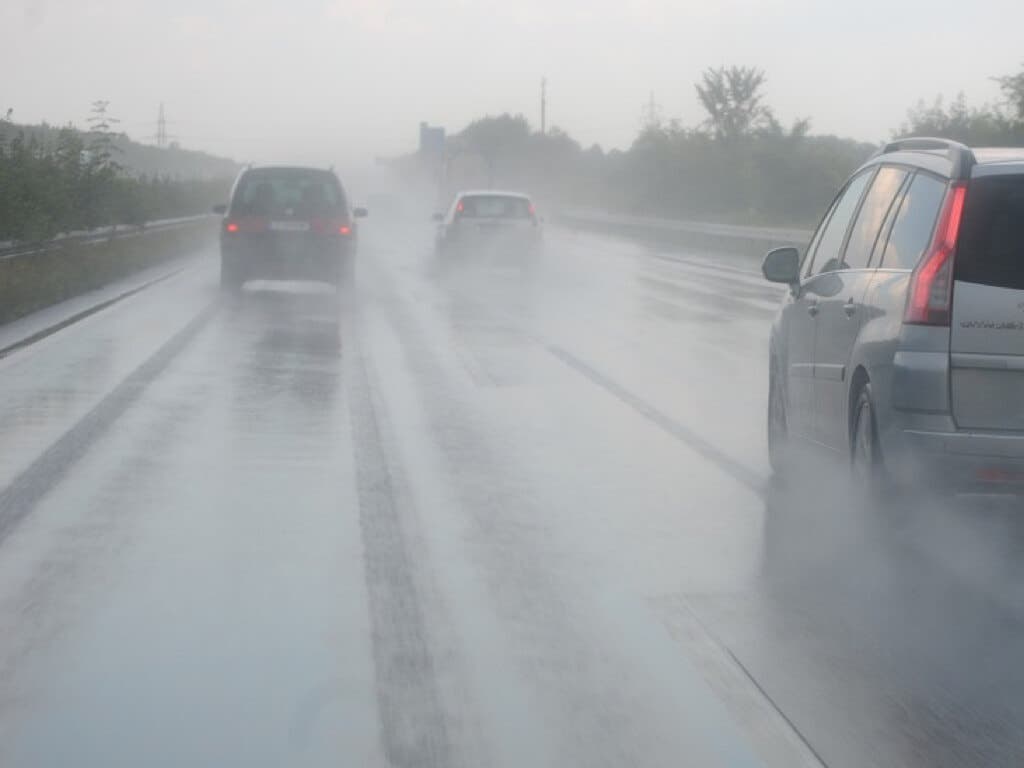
[0,123,231,243]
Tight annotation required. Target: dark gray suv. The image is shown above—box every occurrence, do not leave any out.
[763,138,1024,493]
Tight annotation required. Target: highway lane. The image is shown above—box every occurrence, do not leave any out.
[0,221,1022,766]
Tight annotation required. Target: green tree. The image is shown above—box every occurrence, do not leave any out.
[900,93,1024,146]
[0,108,13,155]
[695,66,773,141]
[81,100,125,228]
[454,113,532,186]
[86,99,122,172]
[996,63,1024,121]
[0,113,233,241]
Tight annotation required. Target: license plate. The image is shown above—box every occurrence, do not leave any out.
[270,220,310,232]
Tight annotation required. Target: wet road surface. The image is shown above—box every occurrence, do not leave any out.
[1,220,1023,767]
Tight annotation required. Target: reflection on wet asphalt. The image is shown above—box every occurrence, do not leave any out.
[0,224,1021,767]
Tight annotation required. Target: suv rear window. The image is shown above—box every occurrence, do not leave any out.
[956,175,1024,289]
[233,169,346,218]
[459,196,532,219]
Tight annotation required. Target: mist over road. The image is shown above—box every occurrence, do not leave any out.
[0,214,1021,767]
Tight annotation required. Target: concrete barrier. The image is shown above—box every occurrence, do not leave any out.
[557,209,812,260]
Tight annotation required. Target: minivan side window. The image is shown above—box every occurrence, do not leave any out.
[843,166,908,270]
[801,197,839,273]
[880,173,947,269]
[806,169,874,277]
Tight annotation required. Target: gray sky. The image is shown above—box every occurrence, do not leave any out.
[3,0,1023,165]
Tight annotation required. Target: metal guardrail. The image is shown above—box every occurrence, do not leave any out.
[0,214,213,262]
[558,209,813,252]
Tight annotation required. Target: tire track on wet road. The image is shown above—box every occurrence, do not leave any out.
[347,320,456,768]
[0,301,220,546]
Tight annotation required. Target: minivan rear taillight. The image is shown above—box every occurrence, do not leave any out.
[225,216,268,234]
[904,182,967,326]
[311,217,351,236]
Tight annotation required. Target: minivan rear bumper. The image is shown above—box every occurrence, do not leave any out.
[221,234,353,283]
[890,425,1024,492]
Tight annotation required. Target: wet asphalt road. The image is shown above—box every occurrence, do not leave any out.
[1,218,1023,767]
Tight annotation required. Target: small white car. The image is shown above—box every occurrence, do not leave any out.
[434,190,543,259]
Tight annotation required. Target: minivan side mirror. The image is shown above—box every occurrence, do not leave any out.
[762,246,801,286]
[212,204,227,215]
[353,207,369,219]
[432,213,445,223]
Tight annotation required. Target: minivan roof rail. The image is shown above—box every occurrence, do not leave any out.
[876,137,976,179]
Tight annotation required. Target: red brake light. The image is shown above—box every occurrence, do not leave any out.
[456,201,464,214]
[227,217,268,234]
[310,218,351,235]
[904,182,967,326]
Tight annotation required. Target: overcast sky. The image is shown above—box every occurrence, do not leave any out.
[2,0,1023,166]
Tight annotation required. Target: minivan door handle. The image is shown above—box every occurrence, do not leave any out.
[844,299,857,318]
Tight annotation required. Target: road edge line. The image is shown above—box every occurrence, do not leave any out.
[658,597,829,768]
[0,265,188,361]
[544,343,769,493]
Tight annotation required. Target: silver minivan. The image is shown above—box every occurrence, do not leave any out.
[763,138,1024,493]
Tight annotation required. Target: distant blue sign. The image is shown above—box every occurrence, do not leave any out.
[419,122,446,156]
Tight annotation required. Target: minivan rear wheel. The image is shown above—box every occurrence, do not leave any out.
[767,358,791,479]
[220,261,243,293]
[851,383,886,498]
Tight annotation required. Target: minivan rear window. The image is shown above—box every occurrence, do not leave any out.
[459,196,533,219]
[233,169,346,218]
[956,175,1024,290]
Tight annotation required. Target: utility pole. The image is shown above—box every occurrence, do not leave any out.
[156,102,167,149]
[541,78,547,135]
